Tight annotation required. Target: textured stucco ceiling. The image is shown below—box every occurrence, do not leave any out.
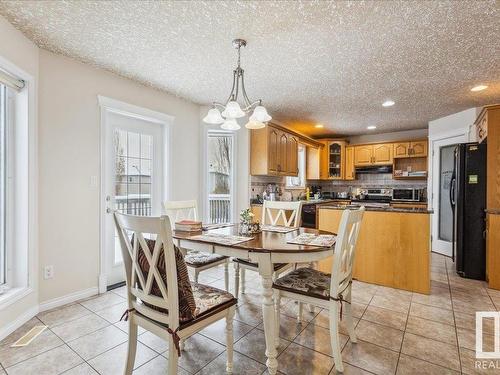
[0,0,499,136]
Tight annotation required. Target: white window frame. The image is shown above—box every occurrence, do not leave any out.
[286,144,306,189]
[0,56,37,309]
[203,128,237,224]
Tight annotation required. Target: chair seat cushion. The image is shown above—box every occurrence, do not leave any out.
[233,258,288,271]
[185,251,228,267]
[136,237,196,321]
[273,267,331,300]
[184,282,237,326]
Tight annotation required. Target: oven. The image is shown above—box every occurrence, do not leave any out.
[392,188,421,202]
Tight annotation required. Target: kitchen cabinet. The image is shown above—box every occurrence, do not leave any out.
[250,125,299,176]
[372,143,393,164]
[345,146,355,180]
[487,213,500,290]
[318,207,430,294]
[393,140,427,158]
[319,140,346,179]
[354,143,393,166]
[287,135,299,175]
[306,146,320,179]
[354,145,372,166]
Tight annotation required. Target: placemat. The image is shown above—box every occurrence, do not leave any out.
[287,233,336,247]
[202,223,235,231]
[261,225,297,233]
[190,233,253,246]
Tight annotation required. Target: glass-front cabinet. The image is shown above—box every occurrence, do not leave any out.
[320,140,346,179]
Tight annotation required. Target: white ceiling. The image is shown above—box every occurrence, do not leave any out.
[0,0,499,136]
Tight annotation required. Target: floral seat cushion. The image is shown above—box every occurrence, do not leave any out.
[184,251,228,268]
[234,258,289,271]
[273,267,331,300]
[182,282,237,326]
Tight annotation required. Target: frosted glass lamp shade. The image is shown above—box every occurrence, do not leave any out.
[220,118,241,131]
[245,119,266,129]
[251,105,272,122]
[203,108,224,124]
[221,101,245,119]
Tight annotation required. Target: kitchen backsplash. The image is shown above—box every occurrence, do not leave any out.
[249,173,427,201]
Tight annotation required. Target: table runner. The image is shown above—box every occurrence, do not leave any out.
[287,233,336,247]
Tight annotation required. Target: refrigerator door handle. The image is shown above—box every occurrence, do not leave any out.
[449,177,456,208]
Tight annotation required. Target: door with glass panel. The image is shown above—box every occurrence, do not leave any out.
[432,135,466,257]
[103,111,163,287]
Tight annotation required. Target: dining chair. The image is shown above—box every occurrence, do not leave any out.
[233,200,302,296]
[164,200,230,290]
[272,207,365,373]
[114,212,237,375]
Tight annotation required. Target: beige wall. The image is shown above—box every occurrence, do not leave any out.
[37,50,201,302]
[0,16,39,336]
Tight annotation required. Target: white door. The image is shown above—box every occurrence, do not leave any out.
[103,111,164,287]
[431,135,466,256]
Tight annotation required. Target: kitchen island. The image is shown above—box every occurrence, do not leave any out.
[318,205,431,294]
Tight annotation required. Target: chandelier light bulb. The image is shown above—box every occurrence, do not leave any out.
[220,118,241,131]
[221,101,245,119]
[251,105,272,122]
[203,108,225,124]
[245,119,266,129]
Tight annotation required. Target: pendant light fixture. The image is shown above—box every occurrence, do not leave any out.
[203,39,271,130]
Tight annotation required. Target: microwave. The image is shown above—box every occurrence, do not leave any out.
[392,188,421,202]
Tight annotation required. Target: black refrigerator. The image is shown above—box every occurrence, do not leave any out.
[450,143,487,280]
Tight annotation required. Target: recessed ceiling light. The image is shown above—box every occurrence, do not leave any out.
[314,124,324,128]
[382,100,395,107]
[367,126,377,130]
[471,85,488,92]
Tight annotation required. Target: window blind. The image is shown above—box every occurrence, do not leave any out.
[0,69,25,92]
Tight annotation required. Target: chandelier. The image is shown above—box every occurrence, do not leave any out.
[203,39,271,131]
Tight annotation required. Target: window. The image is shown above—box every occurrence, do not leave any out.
[206,131,234,223]
[286,144,306,189]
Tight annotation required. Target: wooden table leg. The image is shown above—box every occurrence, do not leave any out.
[257,253,278,375]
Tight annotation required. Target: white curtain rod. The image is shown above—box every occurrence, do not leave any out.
[0,69,25,92]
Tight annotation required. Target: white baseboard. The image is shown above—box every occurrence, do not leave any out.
[39,287,99,312]
[0,305,39,342]
[98,274,107,294]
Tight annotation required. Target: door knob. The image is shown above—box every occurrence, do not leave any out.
[106,208,112,214]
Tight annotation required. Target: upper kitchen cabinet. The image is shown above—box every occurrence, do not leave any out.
[319,140,346,179]
[354,143,393,166]
[345,146,355,180]
[250,124,302,176]
[393,140,428,158]
[306,145,320,179]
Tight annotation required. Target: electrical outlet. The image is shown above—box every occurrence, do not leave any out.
[44,265,54,280]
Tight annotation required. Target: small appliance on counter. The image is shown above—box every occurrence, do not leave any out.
[263,183,279,201]
[392,188,422,202]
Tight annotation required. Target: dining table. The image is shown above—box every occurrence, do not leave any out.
[172,224,336,375]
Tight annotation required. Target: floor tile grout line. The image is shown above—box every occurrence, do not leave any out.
[1,342,67,372]
[394,285,413,375]
[447,256,464,374]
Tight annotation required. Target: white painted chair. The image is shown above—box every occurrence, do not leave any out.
[164,200,230,290]
[272,207,365,373]
[233,200,302,296]
[114,212,236,375]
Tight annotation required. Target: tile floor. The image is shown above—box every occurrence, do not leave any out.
[1,253,500,374]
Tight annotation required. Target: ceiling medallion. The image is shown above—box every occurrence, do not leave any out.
[203,39,271,131]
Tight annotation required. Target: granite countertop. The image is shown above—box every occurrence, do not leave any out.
[319,204,433,214]
[250,199,350,206]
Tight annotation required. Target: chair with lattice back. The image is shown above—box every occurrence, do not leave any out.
[164,200,230,289]
[272,207,365,373]
[114,212,237,375]
[233,200,302,296]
